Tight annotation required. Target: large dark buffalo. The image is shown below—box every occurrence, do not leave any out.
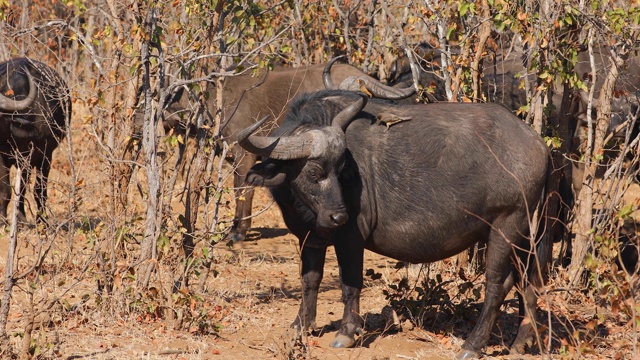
[237,89,551,358]
[210,62,414,241]
[0,58,71,223]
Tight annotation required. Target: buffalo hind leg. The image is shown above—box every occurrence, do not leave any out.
[496,270,538,353]
[292,245,326,334]
[330,235,365,348]
[457,215,524,359]
[228,152,258,242]
[511,284,538,354]
[511,228,547,355]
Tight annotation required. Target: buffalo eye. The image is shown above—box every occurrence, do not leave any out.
[306,165,323,183]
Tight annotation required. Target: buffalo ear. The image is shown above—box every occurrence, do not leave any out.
[246,161,286,186]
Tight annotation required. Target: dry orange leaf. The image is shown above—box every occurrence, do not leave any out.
[308,339,321,347]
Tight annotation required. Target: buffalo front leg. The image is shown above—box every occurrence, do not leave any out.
[34,153,52,223]
[331,237,365,348]
[292,245,327,333]
[16,163,30,222]
[228,151,258,242]
[0,156,9,221]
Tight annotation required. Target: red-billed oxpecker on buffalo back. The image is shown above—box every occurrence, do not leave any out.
[236,89,551,359]
[0,58,71,224]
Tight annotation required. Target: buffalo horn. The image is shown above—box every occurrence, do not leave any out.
[322,55,346,90]
[237,115,316,160]
[0,69,37,111]
[332,94,368,131]
[323,56,415,100]
[348,76,415,100]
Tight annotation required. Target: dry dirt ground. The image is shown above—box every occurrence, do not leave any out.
[1,120,639,360]
[0,185,471,360]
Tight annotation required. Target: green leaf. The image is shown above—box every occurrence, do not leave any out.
[585,253,598,270]
[544,136,562,149]
[564,15,573,25]
[617,203,635,219]
[446,26,456,40]
[459,3,469,17]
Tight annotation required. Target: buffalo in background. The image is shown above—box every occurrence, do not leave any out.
[237,89,551,358]
[386,43,448,103]
[386,42,529,112]
[0,58,71,224]
[572,46,640,166]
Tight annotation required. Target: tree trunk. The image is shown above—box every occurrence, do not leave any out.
[470,0,491,101]
[0,164,22,356]
[569,47,622,285]
[138,6,161,288]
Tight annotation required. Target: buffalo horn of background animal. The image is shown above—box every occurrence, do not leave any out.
[323,56,415,100]
[237,115,317,160]
[0,69,37,111]
[332,94,368,131]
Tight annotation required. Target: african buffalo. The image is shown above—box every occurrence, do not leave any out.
[386,42,531,110]
[0,58,71,223]
[573,46,640,150]
[387,43,443,84]
[567,46,640,192]
[482,46,530,114]
[385,43,448,103]
[210,61,414,241]
[574,46,640,125]
[237,89,551,358]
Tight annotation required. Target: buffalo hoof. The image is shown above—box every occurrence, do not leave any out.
[290,321,317,333]
[330,334,355,348]
[227,231,246,243]
[510,337,532,355]
[455,349,481,360]
[511,321,534,354]
[511,343,526,355]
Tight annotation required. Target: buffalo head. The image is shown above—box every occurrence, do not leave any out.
[237,92,368,229]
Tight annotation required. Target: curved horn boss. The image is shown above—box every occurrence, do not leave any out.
[0,69,37,111]
[237,116,317,160]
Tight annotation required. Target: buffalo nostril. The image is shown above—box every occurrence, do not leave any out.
[331,213,348,226]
